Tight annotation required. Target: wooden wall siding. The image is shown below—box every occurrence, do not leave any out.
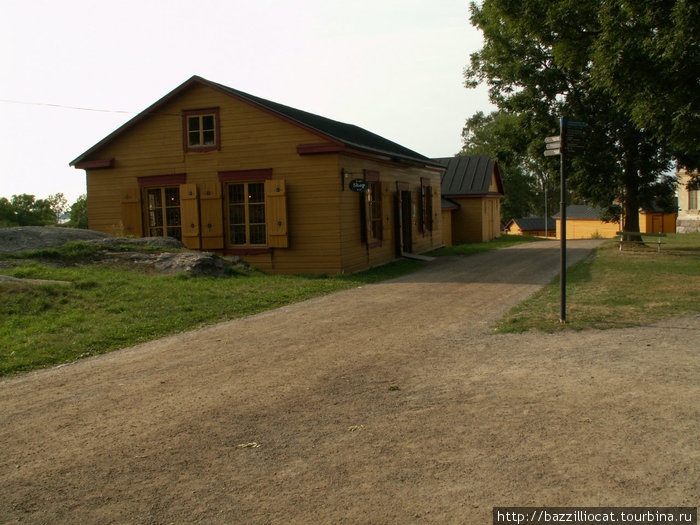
[504,222,523,235]
[640,213,677,234]
[84,84,347,274]
[337,155,442,273]
[555,219,620,239]
[450,198,484,244]
[441,210,453,246]
[488,172,499,193]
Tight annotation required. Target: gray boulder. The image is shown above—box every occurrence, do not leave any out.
[154,252,233,277]
[88,236,185,249]
[0,226,109,254]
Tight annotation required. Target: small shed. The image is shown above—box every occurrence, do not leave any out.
[434,156,504,244]
[553,205,620,239]
[504,216,556,237]
[639,201,677,234]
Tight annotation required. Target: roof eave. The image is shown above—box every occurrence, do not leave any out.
[70,75,206,167]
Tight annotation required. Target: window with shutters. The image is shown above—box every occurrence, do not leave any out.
[226,182,266,246]
[419,183,433,234]
[182,108,220,152]
[145,186,182,240]
[367,181,382,242]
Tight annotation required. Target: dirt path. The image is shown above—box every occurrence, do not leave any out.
[1,240,698,524]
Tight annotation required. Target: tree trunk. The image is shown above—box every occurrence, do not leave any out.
[622,140,643,242]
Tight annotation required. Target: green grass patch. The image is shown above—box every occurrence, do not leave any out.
[428,234,544,257]
[496,233,700,332]
[0,257,422,376]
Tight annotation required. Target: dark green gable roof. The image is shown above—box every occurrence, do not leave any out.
[71,75,439,168]
[433,156,504,197]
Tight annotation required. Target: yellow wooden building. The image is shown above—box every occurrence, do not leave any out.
[434,156,504,244]
[70,76,444,274]
[504,217,556,238]
[554,205,620,239]
[639,205,677,234]
[554,204,677,239]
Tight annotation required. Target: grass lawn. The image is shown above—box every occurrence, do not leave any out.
[0,244,424,377]
[496,232,700,332]
[428,233,544,256]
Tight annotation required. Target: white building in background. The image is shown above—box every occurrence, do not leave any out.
[676,168,700,233]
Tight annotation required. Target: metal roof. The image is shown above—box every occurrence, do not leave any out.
[441,197,460,210]
[71,75,441,168]
[433,156,504,196]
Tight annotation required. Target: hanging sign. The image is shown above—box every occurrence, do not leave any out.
[349,178,369,192]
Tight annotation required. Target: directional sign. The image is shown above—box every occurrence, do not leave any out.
[561,119,587,156]
[544,135,561,157]
[563,119,587,130]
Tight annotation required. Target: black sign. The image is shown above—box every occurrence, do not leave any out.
[561,118,587,156]
[349,178,369,192]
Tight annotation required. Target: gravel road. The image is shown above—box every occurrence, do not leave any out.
[1,239,697,524]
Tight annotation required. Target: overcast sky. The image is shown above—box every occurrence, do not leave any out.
[0,0,492,204]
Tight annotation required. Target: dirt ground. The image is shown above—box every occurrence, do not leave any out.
[1,240,698,524]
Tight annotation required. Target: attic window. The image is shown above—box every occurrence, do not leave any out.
[182,108,220,152]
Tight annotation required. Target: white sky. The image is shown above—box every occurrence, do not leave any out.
[0,0,492,204]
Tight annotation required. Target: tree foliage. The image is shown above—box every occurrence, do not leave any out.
[461,110,545,223]
[464,0,686,231]
[69,194,88,229]
[0,193,70,227]
[591,0,700,172]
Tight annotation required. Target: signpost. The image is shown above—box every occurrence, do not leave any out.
[544,118,587,322]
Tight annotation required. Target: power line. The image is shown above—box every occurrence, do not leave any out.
[0,98,139,115]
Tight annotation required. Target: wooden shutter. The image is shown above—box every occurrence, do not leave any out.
[382,182,392,241]
[199,183,224,250]
[180,183,200,249]
[120,188,142,237]
[265,179,288,248]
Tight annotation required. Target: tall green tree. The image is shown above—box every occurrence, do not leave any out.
[461,110,543,223]
[465,0,679,232]
[591,0,700,172]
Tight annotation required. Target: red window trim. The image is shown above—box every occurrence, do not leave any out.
[218,169,272,182]
[421,177,432,187]
[297,142,345,155]
[73,158,114,170]
[396,182,409,191]
[182,107,221,153]
[364,169,380,182]
[137,173,186,187]
[224,248,271,256]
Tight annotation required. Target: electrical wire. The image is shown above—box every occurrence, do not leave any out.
[0,98,138,114]
[0,98,181,117]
